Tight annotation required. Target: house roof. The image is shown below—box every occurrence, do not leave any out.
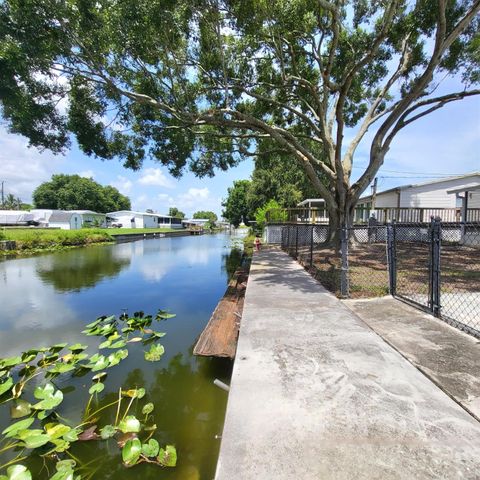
[107,210,175,218]
[358,172,480,203]
[49,211,77,222]
[297,198,325,206]
[447,183,480,195]
[70,210,105,215]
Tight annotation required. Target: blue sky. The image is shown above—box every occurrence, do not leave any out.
[0,77,478,217]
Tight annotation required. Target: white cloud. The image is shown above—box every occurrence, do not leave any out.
[0,128,64,202]
[137,168,174,188]
[175,187,221,216]
[110,175,133,194]
[78,170,94,178]
[130,187,221,217]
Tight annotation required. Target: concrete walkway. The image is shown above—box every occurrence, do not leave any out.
[344,296,480,420]
[215,249,480,480]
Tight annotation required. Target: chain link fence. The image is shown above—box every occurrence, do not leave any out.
[279,220,480,338]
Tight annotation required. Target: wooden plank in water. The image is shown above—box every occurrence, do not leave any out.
[193,270,247,359]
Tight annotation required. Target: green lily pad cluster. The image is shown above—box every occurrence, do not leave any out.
[0,310,177,479]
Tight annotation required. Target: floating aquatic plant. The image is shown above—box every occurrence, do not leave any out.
[0,310,177,479]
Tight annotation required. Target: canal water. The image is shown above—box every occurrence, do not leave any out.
[0,233,244,479]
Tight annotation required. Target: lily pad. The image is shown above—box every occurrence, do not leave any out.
[0,356,22,368]
[118,415,141,433]
[44,423,71,440]
[156,310,176,320]
[63,428,81,442]
[144,344,164,362]
[141,438,159,458]
[10,399,32,419]
[2,417,35,438]
[122,438,142,466]
[123,388,145,399]
[127,337,143,343]
[142,403,154,415]
[32,387,63,411]
[48,363,76,375]
[88,383,105,395]
[0,376,14,396]
[157,445,177,467]
[68,344,87,352]
[0,464,32,480]
[49,343,68,354]
[22,433,51,449]
[99,424,116,440]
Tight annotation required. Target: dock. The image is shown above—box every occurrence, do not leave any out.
[193,269,247,358]
[215,248,480,479]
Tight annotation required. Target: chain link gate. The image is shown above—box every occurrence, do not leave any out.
[278,220,480,338]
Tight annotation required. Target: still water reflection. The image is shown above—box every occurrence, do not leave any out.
[0,233,243,479]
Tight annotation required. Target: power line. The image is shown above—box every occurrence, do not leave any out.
[352,166,465,176]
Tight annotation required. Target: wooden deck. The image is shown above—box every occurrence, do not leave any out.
[193,269,248,359]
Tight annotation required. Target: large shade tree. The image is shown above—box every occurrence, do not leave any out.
[33,174,131,212]
[1,0,479,234]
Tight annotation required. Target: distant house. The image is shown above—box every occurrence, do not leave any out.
[182,218,210,228]
[31,209,87,229]
[70,210,106,227]
[355,172,480,222]
[296,199,329,223]
[48,211,83,230]
[107,210,184,229]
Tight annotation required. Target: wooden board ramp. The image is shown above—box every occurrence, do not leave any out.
[193,268,248,359]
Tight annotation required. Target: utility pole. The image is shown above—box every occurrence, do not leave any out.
[1,181,4,207]
[371,177,378,210]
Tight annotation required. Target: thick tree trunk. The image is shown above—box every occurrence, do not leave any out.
[325,190,356,249]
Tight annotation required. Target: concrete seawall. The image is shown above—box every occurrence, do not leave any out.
[215,248,480,479]
[111,230,193,243]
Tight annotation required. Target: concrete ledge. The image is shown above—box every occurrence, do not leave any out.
[215,249,480,480]
[344,296,480,421]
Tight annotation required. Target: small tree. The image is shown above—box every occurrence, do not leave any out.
[222,180,253,228]
[255,200,287,231]
[168,207,185,219]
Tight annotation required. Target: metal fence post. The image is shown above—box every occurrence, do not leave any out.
[340,225,349,298]
[309,225,314,268]
[430,217,442,317]
[295,225,299,258]
[428,217,441,316]
[386,220,397,296]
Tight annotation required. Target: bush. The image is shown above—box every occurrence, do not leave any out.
[3,228,113,250]
[255,199,287,231]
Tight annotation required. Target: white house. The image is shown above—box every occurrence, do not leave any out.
[71,210,107,227]
[296,199,329,223]
[355,172,480,222]
[107,211,184,229]
[47,211,83,230]
[182,218,210,228]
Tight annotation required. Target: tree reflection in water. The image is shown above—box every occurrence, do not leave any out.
[36,246,130,292]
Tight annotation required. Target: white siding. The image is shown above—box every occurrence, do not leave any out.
[142,215,157,228]
[375,191,399,208]
[50,214,82,230]
[400,176,480,208]
[469,191,480,208]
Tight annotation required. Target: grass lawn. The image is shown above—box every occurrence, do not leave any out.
[0,228,113,253]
